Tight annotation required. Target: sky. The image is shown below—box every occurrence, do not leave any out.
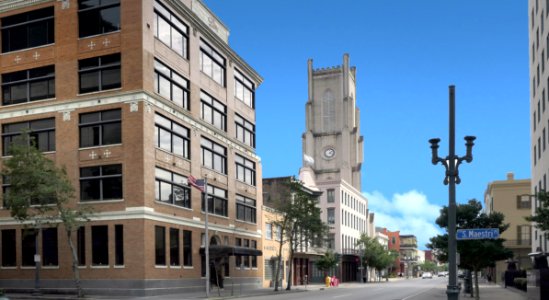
[203,0,530,250]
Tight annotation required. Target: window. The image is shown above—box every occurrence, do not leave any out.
[91,225,108,265]
[153,1,188,58]
[201,137,226,174]
[21,229,37,266]
[200,40,225,86]
[154,60,189,109]
[79,109,121,147]
[2,65,55,105]
[265,223,272,240]
[78,0,120,38]
[235,238,242,267]
[242,239,250,268]
[80,164,123,201]
[115,224,124,266]
[155,114,189,158]
[202,185,228,217]
[1,7,54,53]
[235,114,255,148]
[234,70,254,108]
[517,195,532,209]
[275,225,282,242]
[201,91,226,131]
[155,226,166,265]
[2,118,55,156]
[236,195,256,223]
[251,240,257,268]
[327,233,335,249]
[169,228,180,266]
[518,225,532,245]
[327,208,335,224]
[235,154,256,186]
[42,228,58,266]
[327,189,335,203]
[1,229,16,267]
[155,167,191,208]
[77,227,86,266]
[183,230,192,266]
[79,53,121,93]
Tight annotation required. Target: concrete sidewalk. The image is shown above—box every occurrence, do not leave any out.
[407,282,526,300]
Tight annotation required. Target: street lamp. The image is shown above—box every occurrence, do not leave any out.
[429,85,475,300]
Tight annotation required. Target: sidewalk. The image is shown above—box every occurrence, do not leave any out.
[409,282,526,300]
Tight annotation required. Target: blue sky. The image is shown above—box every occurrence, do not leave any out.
[203,0,530,250]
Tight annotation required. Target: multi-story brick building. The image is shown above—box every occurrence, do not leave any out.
[0,0,262,296]
[378,227,400,276]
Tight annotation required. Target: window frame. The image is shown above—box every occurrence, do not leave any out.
[153,1,188,59]
[78,0,120,38]
[200,91,226,131]
[154,59,190,110]
[1,229,16,267]
[236,194,256,223]
[154,113,190,159]
[235,154,256,186]
[201,184,228,217]
[2,118,56,156]
[1,6,55,53]
[234,69,255,108]
[91,225,109,266]
[2,65,55,106]
[183,230,192,267]
[79,109,121,148]
[235,114,255,148]
[80,164,123,202]
[155,225,166,266]
[199,39,225,86]
[200,137,227,174]
[78,53,121,94]
[155,167,191,209]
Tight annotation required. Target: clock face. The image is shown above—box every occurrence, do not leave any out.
[324,148,335,158]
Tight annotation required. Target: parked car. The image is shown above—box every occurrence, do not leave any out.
[438,271,448,277]
[422,272,433,279]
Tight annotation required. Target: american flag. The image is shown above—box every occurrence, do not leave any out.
[188,175,205,192]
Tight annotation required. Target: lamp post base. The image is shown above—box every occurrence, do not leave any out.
[446,285,460,300]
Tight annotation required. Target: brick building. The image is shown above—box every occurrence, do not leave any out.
[0,0,262,296]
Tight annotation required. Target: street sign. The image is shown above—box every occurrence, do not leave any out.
[456,228,499,240]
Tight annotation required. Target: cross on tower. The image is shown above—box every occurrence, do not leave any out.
[14,56,21,64]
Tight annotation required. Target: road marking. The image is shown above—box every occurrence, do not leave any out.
[401,288,434,300]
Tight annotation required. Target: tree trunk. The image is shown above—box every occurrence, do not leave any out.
[286,240,294,291]
[274,237,284,292]
[474,269,480,300]
[66,230,83,298]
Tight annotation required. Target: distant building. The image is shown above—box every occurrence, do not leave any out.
[378,227,400,276]
[484,172,532,284]
[529,0,549,263]
[299,54,374,283]
[261,203,290,288]
[399,235,419,277]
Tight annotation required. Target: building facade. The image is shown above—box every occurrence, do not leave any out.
[399,235,418,277]
[484,172,532,283]
[299,54,374,283]
[0,0,263,296]
[378,227,400,276]
[529,0,549,260]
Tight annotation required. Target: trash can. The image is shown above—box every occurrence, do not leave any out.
[325,276,331,287]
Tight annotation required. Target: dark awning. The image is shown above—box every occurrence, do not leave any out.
[199,245,263,257]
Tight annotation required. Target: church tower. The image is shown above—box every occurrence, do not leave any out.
[301,53,364,190]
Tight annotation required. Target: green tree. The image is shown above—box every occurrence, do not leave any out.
[1,133,92,298]
[356,234,397,282]
[315,251,338,277]
[270,178,327,291]
[427,199,513,300]
[526,191,549,232]
[419,260,438,273]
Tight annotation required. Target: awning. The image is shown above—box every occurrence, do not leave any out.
[199,245,263,257]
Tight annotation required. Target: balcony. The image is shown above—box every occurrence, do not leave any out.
[400,243,418,249]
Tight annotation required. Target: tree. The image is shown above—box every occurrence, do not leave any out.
[427,199,513,300]
[356,234,398,282]
[418,260,438,273]
[269,178,328,291]
[526,191,549,232]
[1,133,92,298]
[315,251,338,277]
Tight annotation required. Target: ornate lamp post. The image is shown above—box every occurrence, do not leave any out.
[429,85,475,300]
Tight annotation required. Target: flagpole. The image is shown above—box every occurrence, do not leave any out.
[204,177,210,298]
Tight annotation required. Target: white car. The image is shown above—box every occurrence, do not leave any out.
[422,272,433,279]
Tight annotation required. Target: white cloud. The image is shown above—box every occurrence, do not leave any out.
[365,190,443,250]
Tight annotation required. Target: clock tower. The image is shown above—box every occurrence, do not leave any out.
[301,53,364,191]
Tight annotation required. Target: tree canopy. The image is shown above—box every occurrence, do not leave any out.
[526,191,549,232]
[356,233,398,280]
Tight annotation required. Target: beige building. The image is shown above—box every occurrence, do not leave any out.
[399,235,418,277]
[529,0,549,260]
[0,0,263,296]
[299,54,374,283]
[261,204,290,288]
[484,172,532,283]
